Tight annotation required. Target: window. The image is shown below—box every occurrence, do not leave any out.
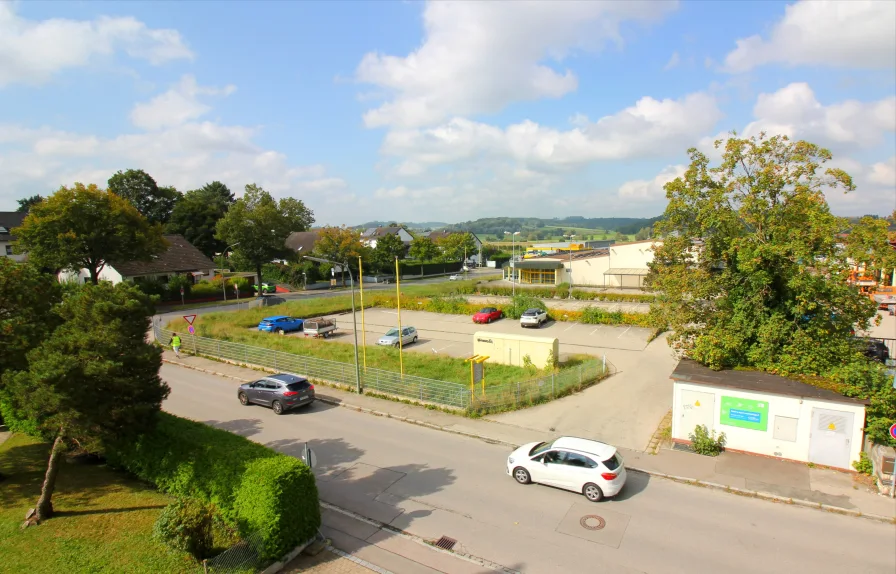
[529,440,555,456]
[602,454,622,471]
[286,381,311,392]
[543,451,563,464]
[564,453,597,468]
[4,245,12,256]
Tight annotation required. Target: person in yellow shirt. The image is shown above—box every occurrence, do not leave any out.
[171,333,182,358]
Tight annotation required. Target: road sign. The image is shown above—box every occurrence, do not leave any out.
[890,423,896,440]
[180,287,184,295]
[188,325,195,335]
[183,314,197,325]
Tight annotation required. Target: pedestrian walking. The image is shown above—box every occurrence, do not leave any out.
[171,332,182,358]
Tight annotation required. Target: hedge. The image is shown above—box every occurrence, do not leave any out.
[450,283,656,303]
[104,412,320,560]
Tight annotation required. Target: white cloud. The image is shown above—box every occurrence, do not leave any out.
[618,164,687,201]
[868,157,896,186]
[743,83,895,152]
[724,0,896,73]
[381,91,722,173]
[663,52,680,70]
[0,2,193,87]
[130,75,236,130]
[356,0,678,128]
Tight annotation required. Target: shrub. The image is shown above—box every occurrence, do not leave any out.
[556,282,570,299]
[689,424,726,456]
[852,452,874,475]
[153,497,215,560]
[105,412,320,560]
[135,278,167,300]
[190,281,220,298]
[167,275,193,300]
[502,295,547,319]
[0,397,49,439]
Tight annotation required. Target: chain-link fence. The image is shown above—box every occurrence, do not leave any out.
[155,326,613,413]
[202,531,265,574]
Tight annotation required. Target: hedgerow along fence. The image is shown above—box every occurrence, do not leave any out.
[154,327,614,413]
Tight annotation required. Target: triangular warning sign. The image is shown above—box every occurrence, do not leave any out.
[827,423,836,431]
[183,315,197,325]
[694,400,701,407]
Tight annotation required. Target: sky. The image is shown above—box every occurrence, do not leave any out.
[0,0,894,226]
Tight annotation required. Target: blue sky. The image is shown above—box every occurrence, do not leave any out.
[1,0,893,225]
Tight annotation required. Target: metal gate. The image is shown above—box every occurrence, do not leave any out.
[679,389,715,438]
[808,408,855,469]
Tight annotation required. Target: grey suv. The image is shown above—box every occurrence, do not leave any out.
[237,374,315,414]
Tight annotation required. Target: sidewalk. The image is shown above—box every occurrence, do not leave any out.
[160,351,896,522]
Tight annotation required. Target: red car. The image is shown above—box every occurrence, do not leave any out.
[473,307,503,324]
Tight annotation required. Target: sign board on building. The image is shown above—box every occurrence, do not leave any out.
[720,396,768,431]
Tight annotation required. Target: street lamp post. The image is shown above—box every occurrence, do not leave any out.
[563,234,576,296]
[303,255,362,394]
[504,231,520,295]
[218,242,240,302]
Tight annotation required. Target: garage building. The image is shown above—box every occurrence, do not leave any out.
[671,359,868,470]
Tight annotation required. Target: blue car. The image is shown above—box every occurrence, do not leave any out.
[258,316,304,334]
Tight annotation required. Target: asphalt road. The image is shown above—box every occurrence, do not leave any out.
[161,363,896,574]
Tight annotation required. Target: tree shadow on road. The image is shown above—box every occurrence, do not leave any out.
[201,417,264,438]
[265,437,366,482]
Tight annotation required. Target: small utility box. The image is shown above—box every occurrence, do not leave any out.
[473,331,559,369]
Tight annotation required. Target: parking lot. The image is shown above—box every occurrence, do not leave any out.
[307,307,654,360]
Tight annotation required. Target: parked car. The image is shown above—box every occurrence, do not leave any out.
[449,274,461,281]
[861,338,890,363]
[303,318,337,338]
[507,436,627,502]
[237,373,315,414]
[254,282,276,294]
[377,326,418,347]
[473,307,503,324]
[520,308,548,328]
[257,315,304,334]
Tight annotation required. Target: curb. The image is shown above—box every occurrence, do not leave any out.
[259,537,316,574]
[162,358,896,525]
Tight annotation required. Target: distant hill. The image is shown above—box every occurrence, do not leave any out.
[354,220,449,230]
[441,216,662,238]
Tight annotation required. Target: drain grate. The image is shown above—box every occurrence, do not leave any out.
[580,515,606,531]
[434,536,457,550]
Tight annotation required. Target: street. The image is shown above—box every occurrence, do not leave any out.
[161,363,896,574]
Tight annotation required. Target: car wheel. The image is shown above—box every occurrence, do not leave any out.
[486,317,491,324]
[272,401,284,415]
[583,483,604,502]
[412,336,418,344]
[513,467,531,485]
[238,392,249,406]
[276,328,284,335]
[394,342,400,348]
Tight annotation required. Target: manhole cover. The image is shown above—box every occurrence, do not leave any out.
[580,515,606,531]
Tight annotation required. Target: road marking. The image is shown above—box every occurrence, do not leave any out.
[589,327,600,336]
[382,311,398,315]
[617,326,632,338]
[563,324,577,332]
[436,343,457,353]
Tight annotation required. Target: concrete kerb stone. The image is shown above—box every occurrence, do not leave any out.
[161,358,896,525]
[260,537,317,574]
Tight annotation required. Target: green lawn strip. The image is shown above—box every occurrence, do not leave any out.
[0,433,197,574]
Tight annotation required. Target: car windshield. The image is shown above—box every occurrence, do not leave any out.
[523,309,538,315]
[603,453,622,471]
[528,440,555,456]
[286,381,311,391]
[479,308,492,314]
[385,329,399,337]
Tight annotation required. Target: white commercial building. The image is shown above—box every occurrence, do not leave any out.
[671,359,868,470]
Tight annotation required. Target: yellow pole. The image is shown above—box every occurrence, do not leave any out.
[481,360,485,397]
[470,358,474,398]
[359,255,366,371]
[395,256,404,376]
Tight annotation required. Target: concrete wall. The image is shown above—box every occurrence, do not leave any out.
[472,331,559,369]
[672,381,866,468]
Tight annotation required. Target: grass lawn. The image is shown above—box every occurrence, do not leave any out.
[0,433,198,574]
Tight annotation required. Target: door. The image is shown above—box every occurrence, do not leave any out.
[679,389,715,439]
[538,450,569,488]
[558,452,598,493]
[256,382,276,406]
[808,408,855,469]
[247,380,264,404]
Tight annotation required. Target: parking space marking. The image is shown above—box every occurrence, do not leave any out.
[563,324,577,332]
[434,343,457,353]
[589,327,600,336]
[617,326,632,338]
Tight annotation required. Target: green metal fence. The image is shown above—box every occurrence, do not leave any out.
[155,326,614,412]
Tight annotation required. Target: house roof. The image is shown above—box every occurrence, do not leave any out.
[361,226,403,238]
[285,231,319,253]
[671,359,869,406]
[0,212,26,240]
[112,235,215,277]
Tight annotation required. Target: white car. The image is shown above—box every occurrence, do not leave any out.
[449,274,461,281]
[520,308,548,328]
[506,436,627,502]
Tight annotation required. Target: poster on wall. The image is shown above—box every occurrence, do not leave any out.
[720,396,768,431]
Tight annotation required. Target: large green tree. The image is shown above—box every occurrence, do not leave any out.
[435,232,476,263]
[166,181,235,258]
[216,184,314,292]
[648,133,877,376]
[3,282,169,523]
[409,236,439,262]
[14,183,167,285]
[373,233,406,272]
[16,194,44,213]
[312,226,368,286]
[108,169,181,225]
[844,216,896,280]
[0,259,61,376]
